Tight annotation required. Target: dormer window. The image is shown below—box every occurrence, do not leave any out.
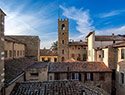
[62,24,65,30]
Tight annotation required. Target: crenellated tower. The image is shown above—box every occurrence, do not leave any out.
[58,18,69,62]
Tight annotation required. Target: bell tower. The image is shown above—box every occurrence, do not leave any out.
[58,18,69,62]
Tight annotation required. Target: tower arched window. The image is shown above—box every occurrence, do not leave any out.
[62,50,64,54]
[62,24,65,30]
[62,40,64,44]
[62,57,64,62]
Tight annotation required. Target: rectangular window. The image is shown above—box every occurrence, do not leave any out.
[55,73,60,80]
[120,73,124,84]
[30,73,39,77]
[9,50,12,57]
[54,58,57,62]
[13,50,16,57]
[99,73,105,81]
[20,50,22,56]
[49,76,52,80]
[62,40,64,44]
[62,50,64,54]
[5,50,7,58]
[17,50,19,56]
[78,47,80,50]
[102,50,104,58]
[121,49,125,59]
[99,55,101,58]
[42,58,45,62]
[85,73,93,81]
[48,58,51,62]
[71,54,75,58]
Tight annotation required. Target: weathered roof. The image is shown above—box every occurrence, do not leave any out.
[5,58,36,85]
[68,41,87,46]
[10,80,109,95]
[95,35,125,41]
[40,49,58,56]
[0,8,6,16]
[48,61,111,73]
[5,36,25,45]
[26,62,48,69]
[113,42,125,47]
[86,31,95,38]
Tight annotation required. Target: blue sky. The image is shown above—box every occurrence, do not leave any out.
[0,0,125,48]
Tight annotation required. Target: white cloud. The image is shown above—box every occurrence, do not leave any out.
[99,10,125,18]
[96,25,125,35]
[0,1,57,48]
[60,5,95,39]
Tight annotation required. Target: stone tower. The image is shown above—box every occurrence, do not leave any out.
[0,9,6,92]
[58,19,69,62]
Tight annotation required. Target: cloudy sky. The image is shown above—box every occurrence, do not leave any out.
[0,0,125,48]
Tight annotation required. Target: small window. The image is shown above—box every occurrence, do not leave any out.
[99,55,101,58]
[62,50,64,54]
[54,58,57,62]
[20,50,22,56]
[120,73,124,84]
[48,58,51,62]
[62,24,65,30]
[9,50,12,57]
[62,57,64,62]
[14,50,16,57]
[121,49,125,59]
[42,58,45,62]
[72,47,74,50]
[31,73,39,77]
[85,73,93,81]
[17,50,19,56]
[71,54,75,58]
[102,50,104,58]
[62,40,64,44]
[50,76,52,80]
[78,47,80,50]
[62,33,64,35]
[99,73,105,81]
[5,50,7,58]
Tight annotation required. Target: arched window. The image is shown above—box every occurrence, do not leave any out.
[62,40,64,44]
[62,50,64,54]
[62,24,65,30]
[62,57,65,62]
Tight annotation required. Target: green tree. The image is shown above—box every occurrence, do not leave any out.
[50,41,58,50]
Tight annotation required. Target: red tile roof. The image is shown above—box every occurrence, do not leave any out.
[68,41,87,46]
[95,35,125,41]
[10,80,109,95]
[5,58,37,84]
[48,61,111,73]
[40,49,58,56]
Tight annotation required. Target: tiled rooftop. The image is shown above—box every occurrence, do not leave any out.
[68,41,87,46]
[40,49,58,56]
[5,58,37,85]
[10,80,109,95]
[95,35,125,41]
[48,61,111,73]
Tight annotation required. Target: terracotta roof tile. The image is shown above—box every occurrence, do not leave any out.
[10,80,109,95]
[95,35,125,41]
[68,41,87,46]
[40,49,58,56]
[5,58,37,84]
[48,61,111,73]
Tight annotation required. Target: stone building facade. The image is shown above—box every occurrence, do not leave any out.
[5,36,40,61]
[116,60,125,95]
[58,19,69,62]
[58,19,87,62]
[4,36,25,60]
[25,61,112,94]
[25,62,48,82]
[0,9,6,94]
[40,49,58,62]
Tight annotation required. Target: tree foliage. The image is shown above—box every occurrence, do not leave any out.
[50,41,58,50]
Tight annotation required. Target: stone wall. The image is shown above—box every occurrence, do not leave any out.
[58,19,69,62]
